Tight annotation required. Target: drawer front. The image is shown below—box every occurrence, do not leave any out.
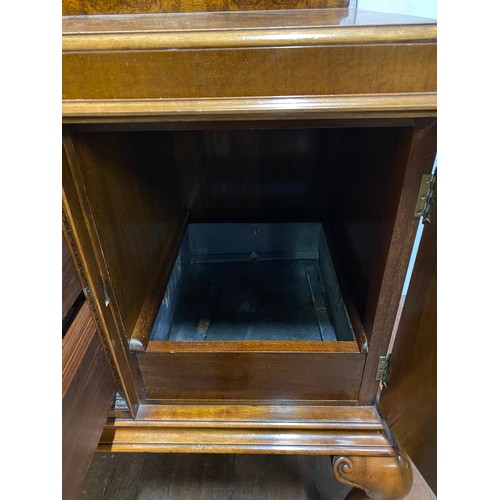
[137,351,365,401]
[63,45,436,102]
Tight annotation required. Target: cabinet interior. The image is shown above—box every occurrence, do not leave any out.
[67,123,412,356]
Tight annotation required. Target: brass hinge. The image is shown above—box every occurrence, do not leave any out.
[376,354,391,387]
[414,172,437,222]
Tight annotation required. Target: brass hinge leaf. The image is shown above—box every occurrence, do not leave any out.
[376,354,391,387]
[414,172,437,222]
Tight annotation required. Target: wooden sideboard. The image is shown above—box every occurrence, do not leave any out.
[62,3,436,498]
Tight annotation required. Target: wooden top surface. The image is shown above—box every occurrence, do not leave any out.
[62,8,436,122]
[63,9,435,33]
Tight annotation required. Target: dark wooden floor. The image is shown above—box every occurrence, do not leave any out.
[80,452,435,499]
[80,453,348,500]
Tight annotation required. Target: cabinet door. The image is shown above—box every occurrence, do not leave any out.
[378,206,437,493]
[62,236,116,499]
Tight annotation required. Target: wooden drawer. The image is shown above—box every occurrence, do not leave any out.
[133,221,365,401]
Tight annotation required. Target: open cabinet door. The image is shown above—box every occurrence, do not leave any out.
[378,192,437,494]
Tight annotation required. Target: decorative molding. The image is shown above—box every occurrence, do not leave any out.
[99,426,393,455]
[63,93,436,123]
[333,454,413,499]
[98,404,399,456]
[63,24,436,52]
[135,404,386,429]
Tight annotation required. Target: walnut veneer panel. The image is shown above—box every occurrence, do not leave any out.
[62,302,116,499]
[63,0,348,16]
[63,45,436,101]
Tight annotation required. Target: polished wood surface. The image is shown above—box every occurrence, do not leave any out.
[147,341,360,353]
[326,126,412,324]
[63,138,145,415]
[173,128,333,221]
[99,427,390,455]
[137,351,365,401]
[63,46,435,101]
[62,10,434,42]
[63,0,348,16]
[358,118,436,404]
[378,210,437,492]
[134,404,384,429]
[66,131,183,338]
[62,301,116,500]
[62,232,82,321]
[333,454,412,499]
[322,225,368,353]
[129,211,189,352]
[99,404,394,454]
[62,10,436,123]
[62,9,438,492]
[63,94,436,124]
[63,18,436,51]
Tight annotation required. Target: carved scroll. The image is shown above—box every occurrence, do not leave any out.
[333,454,413,500]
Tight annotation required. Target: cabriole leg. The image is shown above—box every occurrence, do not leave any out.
[332,454,412,500]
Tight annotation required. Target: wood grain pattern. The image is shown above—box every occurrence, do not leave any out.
[67,131,184,339]
[62,232,82,321]
[97,406,393,460]
[146,341,360,353]
[173,127,333,221]
[62,10,434,38]
[62,13,438,466]
[324,126,411,326]
[63,12,435,122]
[129,211,189,352]
[357,118,436,405]
[322,225,368,353]
[62,24,436,52]
[63,0,348,16]
[333,454,413,499]
[63,135,146,415]
[134,404,384,429]
[62,302,116,500]
[99,427,392,455]
[378,207,436,493]
[63,45,436,102]
[137,351,365,401]
[63,94,436,124]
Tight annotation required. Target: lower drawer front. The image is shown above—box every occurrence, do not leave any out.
[137,351,365,401]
